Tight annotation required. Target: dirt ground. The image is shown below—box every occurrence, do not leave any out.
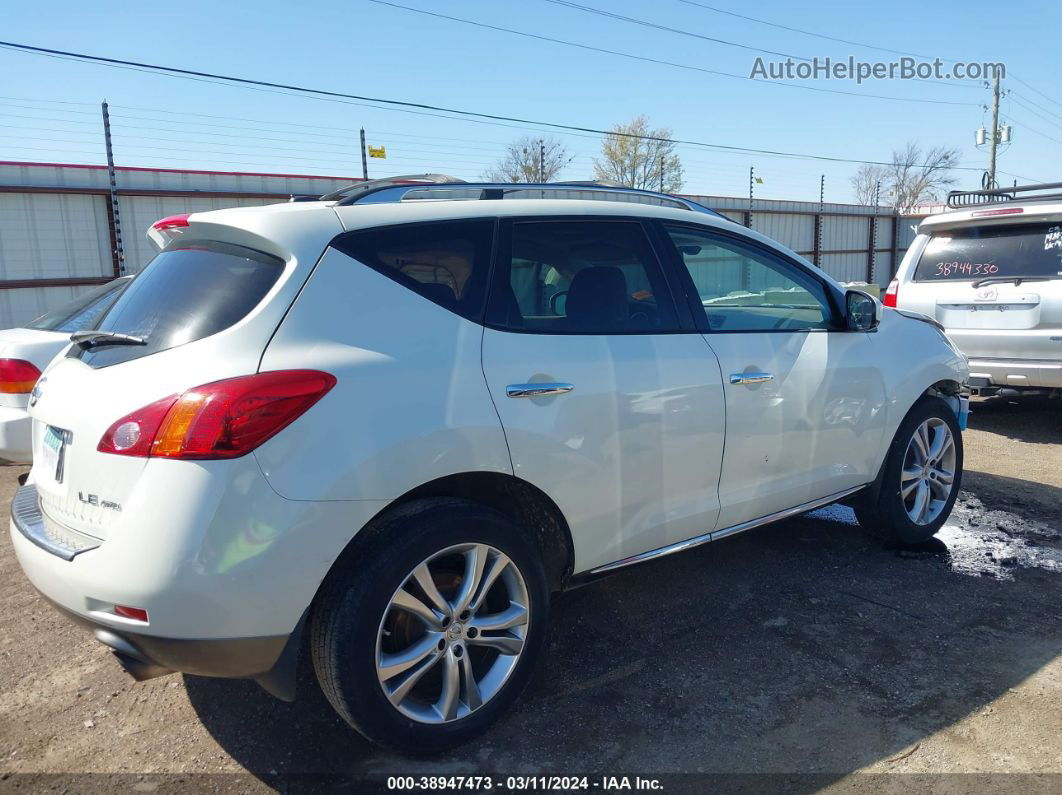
[0,395,1060,792]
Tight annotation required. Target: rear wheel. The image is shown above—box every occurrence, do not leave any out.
[855,396,963,544]
[311,498,548,753]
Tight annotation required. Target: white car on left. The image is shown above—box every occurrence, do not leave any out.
[0,277,131,463]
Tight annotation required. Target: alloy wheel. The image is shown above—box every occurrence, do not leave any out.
[375,543,530,724]
[901,417,957,525]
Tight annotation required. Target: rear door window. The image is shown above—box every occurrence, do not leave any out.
[914,222,1062,281]
[70,241,284,368]
[487,219,680,333]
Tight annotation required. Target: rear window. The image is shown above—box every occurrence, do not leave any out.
[70,241,283,368]
[914,222,1062,281]
[26,278,129,333]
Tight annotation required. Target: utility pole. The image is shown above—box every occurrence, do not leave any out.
[101,100,125,275]
[360,128,369,181]
[539,139,545,182]
[987,72,1001,189]
[658,156,665,193]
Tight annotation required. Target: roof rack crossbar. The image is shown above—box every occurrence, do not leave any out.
[947,181,1062,209]
[330,179,722,217]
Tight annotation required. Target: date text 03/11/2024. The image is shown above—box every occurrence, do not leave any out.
[386,775,665,791]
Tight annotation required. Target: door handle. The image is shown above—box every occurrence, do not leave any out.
[506,382,574,398]
[729,372,774,385]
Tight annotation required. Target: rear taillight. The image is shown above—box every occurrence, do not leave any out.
[98,370,336,460]
[882,279,899,308]
[0,359,42,394]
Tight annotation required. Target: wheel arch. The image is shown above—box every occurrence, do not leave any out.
[318,472,575,595]
[848,382,963,510]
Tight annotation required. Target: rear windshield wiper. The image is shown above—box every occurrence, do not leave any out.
[971,276,1051,288]
[70,330,147,348]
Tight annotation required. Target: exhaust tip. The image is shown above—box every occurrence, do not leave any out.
[94,629,172,681]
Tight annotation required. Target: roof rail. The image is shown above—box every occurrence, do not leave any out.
[319,174,466,203]
[326,176,723,218]
[947,181,1062,209]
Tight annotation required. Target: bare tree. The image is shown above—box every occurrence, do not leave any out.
[850,164,886,206]
[485,136,571,183]
[851,142,960,211]
[886,142,960,213]
[593,115,684,193]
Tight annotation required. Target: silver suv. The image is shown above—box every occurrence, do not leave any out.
[889,182,1062,396]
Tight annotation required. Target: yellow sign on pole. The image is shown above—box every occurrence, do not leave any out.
[368,145,387,159]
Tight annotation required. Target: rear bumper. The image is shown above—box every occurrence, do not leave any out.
[9,455,387,699]
[0,404,31,463]
[42,592,290,681]
[966,358,1062,389]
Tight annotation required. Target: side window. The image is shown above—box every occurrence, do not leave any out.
[489,220,679,334]
[664,225,835,332]
[332,219,494,321]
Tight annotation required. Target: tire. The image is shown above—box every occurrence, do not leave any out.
[310,498,549,754]
[855,395,963,545]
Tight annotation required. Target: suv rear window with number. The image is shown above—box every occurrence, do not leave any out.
[69,241,284,368]
[914,222,1062,281]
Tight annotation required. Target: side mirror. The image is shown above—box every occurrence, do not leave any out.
[845,289,881,331]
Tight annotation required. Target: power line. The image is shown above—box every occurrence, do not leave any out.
[370,1,975,105]
[674,0,944,61]
[1009,96,1062,134]
[1011,75,1062,112]
[0,38,989,170]
[541,0,808,59]
[1009,91,1062,124]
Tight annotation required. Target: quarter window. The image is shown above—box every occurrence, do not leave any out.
[489,220,679,334]
[664,226,834,332]
[332,220,494,321]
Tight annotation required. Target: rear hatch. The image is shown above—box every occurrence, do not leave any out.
[899,220,1062,360]
[27,236,299,540]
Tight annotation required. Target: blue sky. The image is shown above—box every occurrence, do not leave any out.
[2,0,1060,202]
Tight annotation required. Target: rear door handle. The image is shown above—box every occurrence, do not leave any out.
[729,372,774,385]
[506,382,575,398]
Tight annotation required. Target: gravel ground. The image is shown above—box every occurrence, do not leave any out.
[0,395,1060,791]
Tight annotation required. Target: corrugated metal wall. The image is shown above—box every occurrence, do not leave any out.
[0,161,925,329]
[0,162,357,328]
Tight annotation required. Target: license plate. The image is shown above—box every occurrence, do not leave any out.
[40,425,68,484]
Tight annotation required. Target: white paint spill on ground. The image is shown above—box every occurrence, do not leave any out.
[806,493,1062,581]
[806,503,858,525]
[936,495,1062,580]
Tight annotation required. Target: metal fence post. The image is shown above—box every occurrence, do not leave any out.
[101,101,125,276]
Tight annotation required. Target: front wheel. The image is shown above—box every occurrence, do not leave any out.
[310,498,549,754]
[855,396,963,544]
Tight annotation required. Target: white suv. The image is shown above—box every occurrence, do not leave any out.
[11,178,968,753]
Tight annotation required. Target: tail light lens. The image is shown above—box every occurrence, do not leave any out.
[0,359,42,394]
[98,370,336,459]
[147,213,190,249]
[882,279,899,308]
